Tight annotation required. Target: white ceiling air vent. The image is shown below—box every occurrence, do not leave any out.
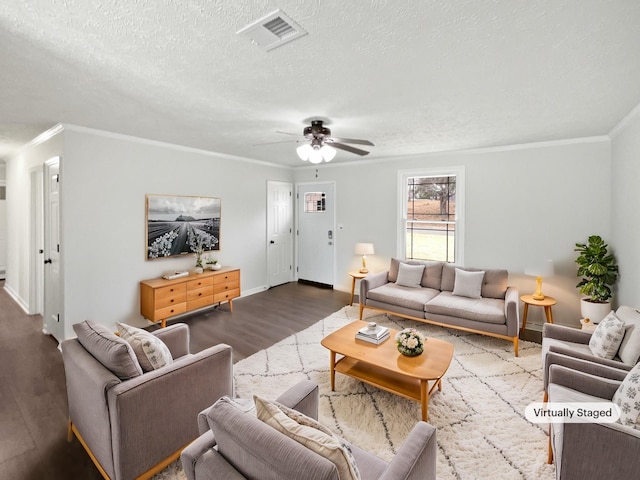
[237,9,307,51]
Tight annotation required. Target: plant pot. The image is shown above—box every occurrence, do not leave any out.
[580,298,612,323]
[210,264,222,270]
[194,266,204,274]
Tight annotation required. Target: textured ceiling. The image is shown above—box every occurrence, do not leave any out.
[1,0,640,166]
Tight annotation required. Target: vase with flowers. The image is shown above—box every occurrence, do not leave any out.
[395,328,425,357]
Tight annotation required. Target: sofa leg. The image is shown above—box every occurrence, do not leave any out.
[513,337,519,357]
[67,418,74,442]
[547,426,554,464]
[543,391,548,403]
[359,303,364,320]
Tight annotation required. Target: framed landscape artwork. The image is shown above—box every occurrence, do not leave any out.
[146,194,221,260]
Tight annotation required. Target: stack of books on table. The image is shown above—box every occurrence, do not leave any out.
[356,324,390,345]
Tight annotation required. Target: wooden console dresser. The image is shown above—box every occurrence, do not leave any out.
[140,267,240,327]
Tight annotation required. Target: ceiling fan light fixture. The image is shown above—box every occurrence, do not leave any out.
[296,143,313,160]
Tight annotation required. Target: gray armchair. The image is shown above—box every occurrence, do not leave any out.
[547,364,640,480]
[62,322,233,480]
[542,306,640,400]
[181,380,437,480]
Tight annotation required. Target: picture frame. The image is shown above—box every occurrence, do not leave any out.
[146,194,221,260]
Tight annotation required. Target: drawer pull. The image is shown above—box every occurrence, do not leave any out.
[170,309,174,313]
[170,299,174,303]
[225,286,229,290]
[198,293,202,297]
[170,288,174,292]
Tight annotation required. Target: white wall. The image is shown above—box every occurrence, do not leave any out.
[611,109,640,307]
[8,125,292,339]
[294,138,612,327]
[5,130,64,312]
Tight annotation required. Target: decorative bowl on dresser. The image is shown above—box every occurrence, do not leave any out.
[140,267,240,327]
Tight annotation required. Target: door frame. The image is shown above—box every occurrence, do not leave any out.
[294,181,337,286]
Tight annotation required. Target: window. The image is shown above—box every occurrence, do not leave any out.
[399,168,464,263]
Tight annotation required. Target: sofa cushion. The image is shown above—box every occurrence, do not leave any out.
[368,284,440,312]
[425,292,506,324]
[395,263,425,288]
[116,322,173,372]
[612,362,640,429]
[255,396,361,480]
[73,320,143,380]
[441,264,508,299]
[616,306,640,366]
[452,268,484,299]
[589,312,626,360]
[389,258,443,290]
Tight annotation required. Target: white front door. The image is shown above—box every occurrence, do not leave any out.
[267,181,293,287]
[297,182,335,287]
[43,157,62,342]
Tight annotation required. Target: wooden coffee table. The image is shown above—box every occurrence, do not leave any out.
[321,321,454,421]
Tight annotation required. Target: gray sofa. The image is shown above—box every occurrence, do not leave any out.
[360,258,520,355]
[181,380,437,480]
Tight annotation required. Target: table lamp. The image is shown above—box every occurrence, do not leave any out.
[524,260,554,300]
[354,243,375,273]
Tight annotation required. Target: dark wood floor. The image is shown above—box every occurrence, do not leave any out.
[0,281,350,480]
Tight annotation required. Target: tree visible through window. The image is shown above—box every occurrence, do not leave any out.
[406,175,456,262]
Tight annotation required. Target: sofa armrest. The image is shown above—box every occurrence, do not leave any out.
[106,344,233,479]
[554,415,640,479]
[504,286,520,336]
[548,364,621,400]
[275,380,319,420]
[544,351,629,392]
[360,270,389,303]
[543,323,592,345]
[180,430,217,480]
[547,344,632,371]
[153,322,190,358]
[379,422,436,480]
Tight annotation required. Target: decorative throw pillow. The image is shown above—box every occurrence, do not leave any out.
[254,395,361,480]
[395,262,425,288]
[616,307,640,366]
[588,311,626,359]
[116,322,173,371]
[73,320,143,380]
[452,268,485,299]
[612,362,640,429]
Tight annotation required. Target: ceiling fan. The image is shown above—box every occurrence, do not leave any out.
[276,120,375,164]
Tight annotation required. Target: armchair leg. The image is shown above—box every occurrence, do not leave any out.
[513,336,519,357]
[67,418,73,442]
[359,303,364,320]
[547,426,554,464]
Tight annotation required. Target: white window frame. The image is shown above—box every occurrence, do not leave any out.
[397,166,465,265]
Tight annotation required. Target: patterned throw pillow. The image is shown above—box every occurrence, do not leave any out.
[116,322,173,371]
[254,395,361,480]
[612,362,640,429]
[588,311,626,359]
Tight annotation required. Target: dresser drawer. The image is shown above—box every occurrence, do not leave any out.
[188,295,214,311]
[155,303,187,320]
[214,288,240,304]
[187,277,213,290]
[213,270,240,285]
[155,283,186,299]
[156,293,186,310]
[187,286,213,302]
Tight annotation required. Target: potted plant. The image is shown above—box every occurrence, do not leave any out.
[574,235,619,322]
[205,256,221,270]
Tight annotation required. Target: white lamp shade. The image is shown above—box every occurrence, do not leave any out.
[320,145,336,162]
[525,260,555,278]
[354,243,375,255]
[308,148,323,164]
[296,144,313,160]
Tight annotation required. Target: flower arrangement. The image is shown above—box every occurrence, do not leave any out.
[395,328,425,357]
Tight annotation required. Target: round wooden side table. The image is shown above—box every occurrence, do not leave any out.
[520,294,557,334]
[348,271,368,306]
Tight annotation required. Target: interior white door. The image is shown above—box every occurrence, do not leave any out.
[297,182,335,287]
[43,157,62,342]
[267,181,293,287]
[0,181,5,280]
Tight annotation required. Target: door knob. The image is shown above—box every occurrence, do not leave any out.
[270,240,275,244]
[44,259,52,264]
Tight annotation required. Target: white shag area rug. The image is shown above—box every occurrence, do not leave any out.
[155,305,555,480]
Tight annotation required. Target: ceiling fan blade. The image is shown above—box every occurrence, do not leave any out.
[330,142,370,156]
[275,130,302,136]
[252,139,302,146]
[326,137,374,146]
